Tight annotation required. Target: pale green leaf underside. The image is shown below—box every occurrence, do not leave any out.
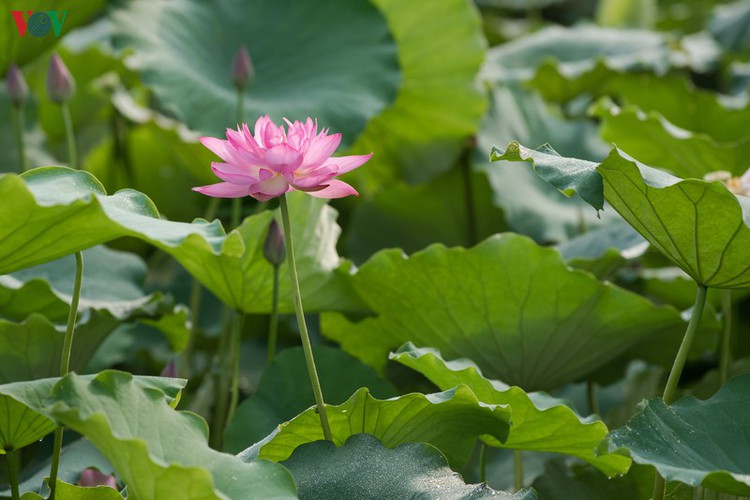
[1,167,360,313]
[256,386,511,469]
[4,372,297,499]
[592,99,750,179]
[492,143,750,289]
[323,233,682,390]
[390,344,631,477]
[283,434,536,500]
[0,374,183,453]
[606,373,750,496]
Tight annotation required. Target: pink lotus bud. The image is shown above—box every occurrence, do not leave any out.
[263,219,286,266]
[232,46,254,89]
[160,359,178,378]
[47,53,76,104]
[79,468,117,489]
[6,64,28,107]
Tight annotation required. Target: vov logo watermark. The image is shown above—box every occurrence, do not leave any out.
[11,10,68,37]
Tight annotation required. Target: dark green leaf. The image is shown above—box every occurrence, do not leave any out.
[224,346,397,453]
[255,386,511,469]
[324,234,682,390]
[606,373,750,496]
[283,434,536,500]
[390,343,631,476]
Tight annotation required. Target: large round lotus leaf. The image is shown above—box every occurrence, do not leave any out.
[492,143,750,289]
[110,0,487,188]
[390,343,631,477]
[481,25,670,87]
[322,233,684,391]
[606,373,750,496]
[111,0,398,143]
[4,371,296,499]
[283,434,536,500]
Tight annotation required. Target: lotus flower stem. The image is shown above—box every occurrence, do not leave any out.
[653,283,708,500]
[61,103,77,169]
[662,285,707,404]
[10,106,28,173]
[181,197,222,378]
[478,443,487,483]
[227,311,244,422]
[586,380,599,415]
[210,306,232,449]
[49,251,84,500]
[267,265,281,363]
[514,450,524,490]
[6,449,20,500]
[720,290,732,384]
[461,141,477,247]
[279,194,332,441]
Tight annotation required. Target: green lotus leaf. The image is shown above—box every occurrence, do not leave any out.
[492,143,750,289]
[390,343,631,476]
[252,386,511,468]
[172,191,366,314]
[2,167,359,312]
[283,434,536,500]
[0,374,183,454]
[710,0,750,52]
[591,98,750,179]
[10,371,296,499]
[111,0,486,189]
[21,479,124,500]
[0,1,106,75]
[556,220,648,280]
[532,459,654,500]
[1,246,189,353]
[605,373,750,496]
[480,25,671,100]
[596,74,750,144]
[224,346,396,454]
[475,85,611,243]
[344,165,505,263]
[0,166,226,274]
[323,234,682,390]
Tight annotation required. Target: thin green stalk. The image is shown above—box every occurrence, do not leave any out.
[479,443,487,483]
[49,251,83,500]
[181,197,222,378]
[236,90,244,127]
[460,144,477,247]
[514,450,523,490]
[227,311,244,422]
[653,284,709,500]
[61,103,77,170]
[279,194,332,441]
[662,285,708,405]
[653,475,666,500]
[210,306,232,450]
[587,379,599,415]
[10,105,28,172]
[267,265,280,363]
[6,448,20,500]
[720,290,732,385]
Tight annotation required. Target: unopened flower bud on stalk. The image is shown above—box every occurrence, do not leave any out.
[47,53,76,104]
[79,468,117,489]
[263,219,286,266]
[6,64,28,107]
[159,359,178,378]
[232,45,254,89]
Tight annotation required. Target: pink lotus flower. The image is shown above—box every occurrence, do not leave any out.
[193,115,372,201]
